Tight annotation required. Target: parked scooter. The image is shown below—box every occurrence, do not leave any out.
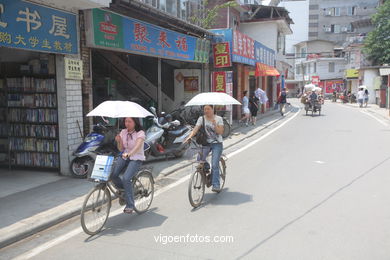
[70,123,118,178]
[145,107,192,159]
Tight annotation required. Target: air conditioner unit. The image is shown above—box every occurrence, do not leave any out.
[324,27,331,32]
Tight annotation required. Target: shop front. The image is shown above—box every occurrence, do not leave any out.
[82,8,210,126]
[0,0,82,175]
[210,29,276,119]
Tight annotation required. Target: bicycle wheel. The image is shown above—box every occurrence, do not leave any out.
[133,169,154,214]
[222,119,231,139]
[218,158,227,191]
[80,184,111,236]
[188,170,205,208]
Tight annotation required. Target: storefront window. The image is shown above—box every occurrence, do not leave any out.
[159,0,166,12]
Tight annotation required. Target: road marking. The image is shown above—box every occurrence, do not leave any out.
[13,108,300,260]
[360,110,389,127]
[314,161,325,164]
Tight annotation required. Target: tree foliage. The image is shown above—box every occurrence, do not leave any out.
[364,1,390,65]
[190,0,238,29]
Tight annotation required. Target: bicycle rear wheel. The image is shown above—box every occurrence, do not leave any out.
[188,170,205,208]
[80,184,111,236]
[218,158,227,191]
[222,119,231,139]
[133,169,154,214]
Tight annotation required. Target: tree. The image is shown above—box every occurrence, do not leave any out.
[190,0,238,29]
[364,1,390,65]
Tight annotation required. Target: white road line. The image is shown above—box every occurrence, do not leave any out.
[13,109,300,260]
[360,110,389,127]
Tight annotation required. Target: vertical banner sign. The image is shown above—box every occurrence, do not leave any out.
[312,76,320,85]
[0,0,78,54]
[88,9,209,63]
[213,42,231,68]
[212,71,227,92]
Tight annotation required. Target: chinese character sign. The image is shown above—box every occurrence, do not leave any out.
[0,0,78,54]
[89,9,207,63]
[213,42,231,68]
[311,76,320,85]
[212,72,227,93]
[211,29,275,67]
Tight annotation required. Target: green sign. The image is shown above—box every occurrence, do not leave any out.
[92,9,124,49]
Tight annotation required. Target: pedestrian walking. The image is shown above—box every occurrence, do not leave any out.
[357,88,365,108]
[278,88,287,116]
[249,93,259,125]
[364,89,369,107]
[239,90,250,126]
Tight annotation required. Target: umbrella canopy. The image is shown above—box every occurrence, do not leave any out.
[86,101,153,118]
[359,85,367,89]
[314,87,322,92]
[304,83,316,92]
[185,92,241,106]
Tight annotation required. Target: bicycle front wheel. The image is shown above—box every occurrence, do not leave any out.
[218,158,227,191]
[188,170,205,208]
[133,169,154,214]
[222,119,231,139]
[80,184,111,236]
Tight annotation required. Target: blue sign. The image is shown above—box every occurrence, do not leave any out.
[0,0,78,54]
[210,28,275,67]
[88,9,209,63]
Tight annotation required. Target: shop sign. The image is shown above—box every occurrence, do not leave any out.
[312,76,320,85]
[65,58,83,80]
[213,42,231,68]
[86,9,209,63]
[345,69,359,79]
[0,0,78,54]
[212,71,227,92]
[210,29,275,67]
[325,80,344,93]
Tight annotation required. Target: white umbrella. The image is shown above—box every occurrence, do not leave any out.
[185,92,241,106]
[314,87,322,92]
[304,83,316,92]
[359,85,367,89]
[86,101,153,118]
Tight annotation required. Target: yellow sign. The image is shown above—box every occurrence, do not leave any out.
[345,69,359,78]
[65,58,83,80]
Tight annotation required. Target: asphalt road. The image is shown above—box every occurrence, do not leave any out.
[4,101,390,260]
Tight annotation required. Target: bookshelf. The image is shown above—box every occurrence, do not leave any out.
[0,76,60,169]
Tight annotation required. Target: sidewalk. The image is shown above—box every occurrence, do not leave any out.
[0,105,288,248]
[339,101,390,122]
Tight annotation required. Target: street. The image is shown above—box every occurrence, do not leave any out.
[2,100,390,260]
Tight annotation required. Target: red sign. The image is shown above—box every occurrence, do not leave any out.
[325,80,344,93]
[213,42,232,68]
[312,76,320,85]
[212,72,227,92]
[233,30,255,60]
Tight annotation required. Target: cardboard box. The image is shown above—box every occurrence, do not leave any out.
[91,155,115,181]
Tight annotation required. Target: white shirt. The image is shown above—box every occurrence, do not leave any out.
[357,90,365,100]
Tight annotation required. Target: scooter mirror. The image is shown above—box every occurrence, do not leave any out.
[149,107,157,116]
[172,120,180,126]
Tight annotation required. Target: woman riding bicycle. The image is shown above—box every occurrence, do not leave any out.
[185,105,224,192]
[112,117,145,214]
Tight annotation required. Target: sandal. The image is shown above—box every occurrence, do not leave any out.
[123,208,134,214]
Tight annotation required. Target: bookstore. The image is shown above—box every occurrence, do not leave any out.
[0,0,80,173]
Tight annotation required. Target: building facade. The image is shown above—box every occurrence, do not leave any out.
[308,0,380,45]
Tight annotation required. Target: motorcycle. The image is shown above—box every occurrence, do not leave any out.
[145,107,192,159]
[70,123,118,178]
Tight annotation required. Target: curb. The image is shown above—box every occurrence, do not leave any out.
[0,107,292,249]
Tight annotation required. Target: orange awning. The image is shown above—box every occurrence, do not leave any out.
[255,62,280,77]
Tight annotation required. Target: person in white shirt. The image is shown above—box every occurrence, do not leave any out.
[239,90,250,127]
[357,88,365,108]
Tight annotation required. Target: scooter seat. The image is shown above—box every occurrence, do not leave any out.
[167,126,188,137]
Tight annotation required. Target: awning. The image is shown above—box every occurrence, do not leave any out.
[255,62,280,77]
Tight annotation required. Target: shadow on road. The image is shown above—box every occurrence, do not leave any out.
[84,207,167,242]
[191,188,253,212]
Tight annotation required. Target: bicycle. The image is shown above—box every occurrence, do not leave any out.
[187,139,227,208]
[80,160,154,236]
